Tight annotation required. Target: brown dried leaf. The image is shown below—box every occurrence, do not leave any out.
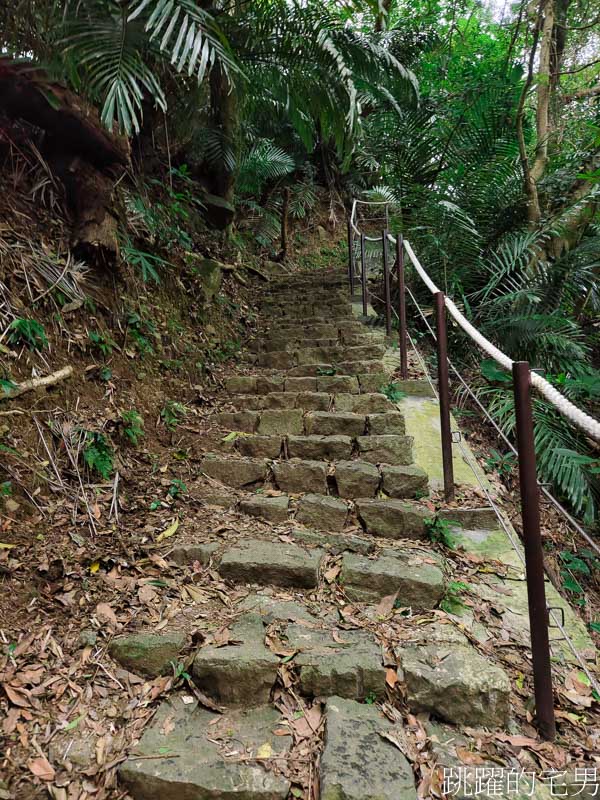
[28,756,55,781]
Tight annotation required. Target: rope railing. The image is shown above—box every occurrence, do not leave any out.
[347,198,600,744]
[351,199,600,442]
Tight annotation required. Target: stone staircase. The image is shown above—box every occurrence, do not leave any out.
[114,268,595,800]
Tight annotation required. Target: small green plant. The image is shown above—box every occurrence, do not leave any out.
[121,409,144,445]
[168,478,188,499]
[99,366,113,382]
[364,691,377,705]
[126,312,156,356]
[171,660,191,682]
[82,432,114,480]
[380,382,407,403]
[485,448,517,478]
[316,366,336,376]
[425,516,460,550]
[8,318,48,350]
[88,330,117,357]
[590,621,600,634]
[1,377,17,394]
[0,481,13,498]
[122,242,169,284]
[440,580,471,614]
[558,548,599,606]
[160,401,187,431]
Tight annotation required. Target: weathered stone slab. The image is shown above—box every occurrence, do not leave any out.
[295,391,330,411]
[257,351,296,369]
[317,375,360,394]
[285,624,384,700]
[296,494,348,531]
[239,495,290,523]
[401,644,511,727]
[109,631,185,677]
[305,411,366,437]
[381,465,429,499]
[439,507,498,529]
[334,460,380,498]
[201,454,268,488]
[236,434,283,459]
[356,434,413,465]
[193,614,278,705]
[358,372,390,393]
[240,595,317,623]
[355,499,429,539]
[272,459,328,494]
[285,376,317,392]
[256,375,284,393]
[338,360,383,374]
[287,434,353,461]
[257,409,304,435]
[220,539,322,588]
[335,393,392,413]
[393,379,435,397]
[216,410,259,432]
[321,697,417,800]
[367,412,406,435]
[170,542,219,566]
[120,698,291,799]
[291,528,375,556]
[341,551,445,607]
[225,375,257,394]
[288,363,333,377]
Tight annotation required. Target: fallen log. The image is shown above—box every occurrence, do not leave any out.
[1,366,74,401]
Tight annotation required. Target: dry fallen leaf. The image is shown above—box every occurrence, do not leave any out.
[28,756,55,781]
[95,602,117,627]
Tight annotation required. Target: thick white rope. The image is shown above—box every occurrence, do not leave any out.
[350,200,600,442]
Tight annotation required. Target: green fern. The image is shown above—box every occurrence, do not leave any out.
[82,432,115,480]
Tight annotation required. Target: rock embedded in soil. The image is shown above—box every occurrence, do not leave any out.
[169,542,219,566]
[334,460,380,498]
[219,538,322,588]
[120,697,291,800]
[341,551,445,608]
[284,624,384,700]
[356,434,414,465]
[192,614,278,705]
[401,643,511,727]
[238,494,290,523]
[381,464,429,498]
[201,453,268,488]
[256,408,304,435]
[355,498,429,539]
[320,696,417,800]
[296,493,348,531]
[109,631,185,677]
[272,458,328,494]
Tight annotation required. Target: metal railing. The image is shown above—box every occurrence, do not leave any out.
[348,199,600,743]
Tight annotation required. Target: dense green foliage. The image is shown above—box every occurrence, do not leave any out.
[1,0,599,525]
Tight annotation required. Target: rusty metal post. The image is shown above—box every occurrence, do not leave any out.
[513,361,556,741]
[382,230,392,337]
[396,235,408,380]
[360,234,368,316]
[434,292,455,502]
[347,218,355,296]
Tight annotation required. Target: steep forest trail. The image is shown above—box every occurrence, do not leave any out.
[106,268,597,799]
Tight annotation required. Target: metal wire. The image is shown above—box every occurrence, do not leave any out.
[403,303,600,694]
[351,199,600,441]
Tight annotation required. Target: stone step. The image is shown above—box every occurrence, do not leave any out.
[340,548,445,606]
[296,493,348,530]
[355,498,429,539]
[260,336,339,352]
[334,393,395,413]
[193,614,278,705]
[272,458,329,494]
[283,623,384,700]
[320,697,417,800]
[201,453,268,488]
[120,698,292,800]
[262,302,351,317]
[219,538,322,588]
[285,361,384,377]
[304,411,367,437]
[232,391,331,411]
[256,345,385,370]
[287,434,354,460]
[356,434,413,465]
